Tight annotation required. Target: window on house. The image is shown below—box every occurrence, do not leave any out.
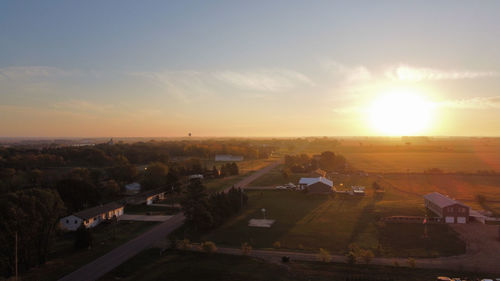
[74,220,77,224]
[66,219,69,223]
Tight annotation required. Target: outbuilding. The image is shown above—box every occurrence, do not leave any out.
[299,177,333,194]
[215,154,244,162]
[424,192,470,224]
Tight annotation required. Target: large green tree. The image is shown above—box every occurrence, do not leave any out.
[181,179,213,231]
[141,162,169,190]
[0,188,65,277]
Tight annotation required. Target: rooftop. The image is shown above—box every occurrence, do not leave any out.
[74,202,125,220]
[299,177,333,187]
[424,192,468,209]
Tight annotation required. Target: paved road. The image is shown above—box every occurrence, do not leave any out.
[230,160,281,191]
[58,160,281,281]
[58,213,185,281]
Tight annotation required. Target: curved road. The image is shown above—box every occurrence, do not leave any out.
[58,160,281,281]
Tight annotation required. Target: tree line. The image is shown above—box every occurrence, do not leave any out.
[0,140,273,170]
[284,151,347,173]
[181,179,247,232]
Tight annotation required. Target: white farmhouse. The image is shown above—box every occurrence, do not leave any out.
[59,202,125,231]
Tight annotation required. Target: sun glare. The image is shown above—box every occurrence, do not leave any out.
[369,90,434,136]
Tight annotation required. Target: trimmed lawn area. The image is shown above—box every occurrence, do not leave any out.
[204,173,250,193]
[203,190,465,257]
[100,249,486,281]
[125,204,180,215]
[248,164,308,187]
[100,249,294,281]
[21,221,158,281]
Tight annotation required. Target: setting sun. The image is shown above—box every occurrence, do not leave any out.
[369,90,434,136]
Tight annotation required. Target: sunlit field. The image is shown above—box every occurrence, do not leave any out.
[382,174,500,215]
[291,137,500,173]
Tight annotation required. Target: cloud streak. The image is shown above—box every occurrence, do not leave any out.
[132,69,314,102]
[0,66,76,80]
[437,96,500,109]
[213,69,314,92]
[386,65,499,82]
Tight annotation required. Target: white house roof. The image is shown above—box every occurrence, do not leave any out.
[125,182,141,191]
[215,154,244,161]
[74,202,125,220]
[299,177,333,187]
[424,192,468,208]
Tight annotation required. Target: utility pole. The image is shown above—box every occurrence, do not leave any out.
[15,231,18,281]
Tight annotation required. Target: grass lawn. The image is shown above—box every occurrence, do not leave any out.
[203,189,465,257]
[203,159,274,173]
[204,173,251,193]
[125,204,180,215]
[100,249,487,281]
[100,249,294,281]
[248,164,308,186]
[21,221,159,281]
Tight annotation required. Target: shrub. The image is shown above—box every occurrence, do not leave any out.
[201,241,217,253]
[241,242,252,255]
[346,251,357,264]
[175,239,192,250]
[407,257,416,268]
[360,249,374,264]
[318,248,332,263]
[74,225,93,250]
[273,241,281,248]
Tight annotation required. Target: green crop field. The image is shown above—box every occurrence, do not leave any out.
[203,189,465,258]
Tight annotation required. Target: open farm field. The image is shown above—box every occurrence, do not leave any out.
[382,174,500,215]
[344,151,500,173]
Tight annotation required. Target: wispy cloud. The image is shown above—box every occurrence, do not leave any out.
[386,65,499,82]
[52,100,116,114]
[437,96,500,109]
[213,69,314,92]
[0,66,76,80]
[321,60,372,83]
[132,68,314,102]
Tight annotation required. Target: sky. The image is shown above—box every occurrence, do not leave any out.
[1,0,500,137]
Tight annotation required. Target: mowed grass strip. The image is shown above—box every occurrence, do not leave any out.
[204,190,465,257]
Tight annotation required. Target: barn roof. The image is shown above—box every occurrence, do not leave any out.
[299,177,333,187]
[74,202,125,220]
[424,192,468,208]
